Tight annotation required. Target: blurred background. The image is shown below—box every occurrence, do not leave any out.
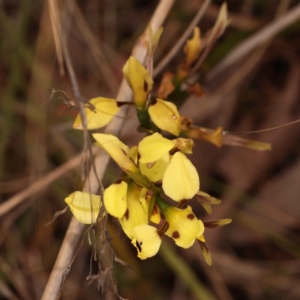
[1,0,300,299]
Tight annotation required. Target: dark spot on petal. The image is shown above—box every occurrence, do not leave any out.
[124,209,129,220]
[144,80,148,92]
[172,231,180,239]
[150,99,157,106]
[187,214,195,220]
[136,241,142,252]
[115,179,122,184]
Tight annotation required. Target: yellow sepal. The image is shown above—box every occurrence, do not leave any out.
[73,97,120,130]
[122,56,153,109]
[65,191,102,224]
[93,133,138,173]
[148,99,181,136]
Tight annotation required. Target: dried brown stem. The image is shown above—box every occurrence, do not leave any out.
[153,0,211,77]
[208,2,300,79]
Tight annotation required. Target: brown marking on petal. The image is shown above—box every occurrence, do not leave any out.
[115,179,122,184]
[172,114,177,120]
[187,214,195,220]
[124,209,129,220]
[136,241,142,252]
[172,231,180,239]
[144,80,148,92]
[203,221,218,228]
[147,162,155,169]
[150,99,157,106]
[152,205,159,216]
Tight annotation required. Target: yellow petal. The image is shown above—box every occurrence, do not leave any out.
[163,152,199,201]
[119,182,148,239]
[104,181,128,218]
[73,97,120,130]
[184,27,202,66]
[93,133,138,173]
[65,191,102,224]
[148,99,181,136]
[164,205,204,248]
[140,153,170,182]
[131,224,162,259]
[138,133,174,163]
[122,56,153,109]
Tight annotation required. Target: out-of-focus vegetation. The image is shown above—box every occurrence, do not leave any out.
[1,0,300,299]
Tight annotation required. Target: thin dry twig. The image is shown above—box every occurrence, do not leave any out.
[70,0,118,95]
[208,2,300,79]
[41,1,175,299]
[0,149,98,218]
[153,0,211,77]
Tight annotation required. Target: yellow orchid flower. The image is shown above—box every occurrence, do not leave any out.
[65,191,102,224]
[122,56,153,109]
[103,180,128,218]
[119,182,148,239]
[162,152,199,201]
[93,133,138,173]
[164,205,204,248]
[131,224,162,260]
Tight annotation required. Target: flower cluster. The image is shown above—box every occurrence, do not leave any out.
[64,8,243,264]
[66,132,231,263]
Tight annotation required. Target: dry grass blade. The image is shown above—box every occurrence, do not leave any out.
[153,0,211,77]
[48,0,64,76]
[208,2,300,79]
[0,149,97,218]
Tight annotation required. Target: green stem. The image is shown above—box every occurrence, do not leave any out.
[137,108,151,129]
[159,241,216,300]
[156,195,170,211]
